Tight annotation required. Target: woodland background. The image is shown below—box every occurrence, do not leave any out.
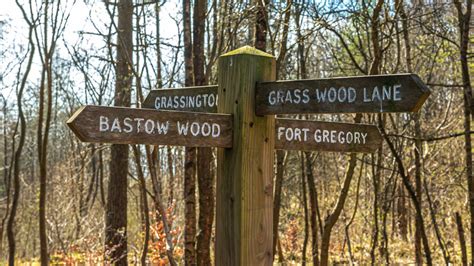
[0,0,473,265]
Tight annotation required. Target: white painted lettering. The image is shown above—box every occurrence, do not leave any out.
[314,129,322,142]
[268,91,277,105]
[322,130,330,142]
[338,131,345,144]
[212,123,220,137]
[157,121,169,134]
[294,128,302,141]
[354,132,361,144]
[177,121,189,135]
[196,95,202,107]
[145,119,155,134]
[285,90,293,103]
[123,117,133,133]
[111,118,122,132]
[190,122,200,136]
[285,128,294,141]
[337,87,347,102]
[363,88,370,102]
[302,89,310,103]
[316,89,327,102]
[360,132,368,144]
[372,86,381,102]
[201,122,211,136]
[393,84,401,101]
[348,87,356,103]
[330,130,336,143]
[327,88,337,102]
[302,128,310,141]
[293,89,301,104]
[134,118,144,132]
[346,132,353,144]
[209,94,216,107]
[277,127,285,140]
[99,116,109,132]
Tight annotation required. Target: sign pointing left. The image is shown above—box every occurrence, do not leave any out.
[67,105,233,148]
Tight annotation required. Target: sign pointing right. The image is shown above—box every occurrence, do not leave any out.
[255,74,430,115]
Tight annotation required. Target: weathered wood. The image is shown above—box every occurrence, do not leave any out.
[255,74,430,115]
[275,118,382,153]
[142,85,218,112]
[67,105,232,148]
[216,46,275,266]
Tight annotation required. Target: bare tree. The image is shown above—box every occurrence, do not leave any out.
[104,0,133,264]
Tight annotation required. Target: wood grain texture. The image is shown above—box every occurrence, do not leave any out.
[142,85,218,113]
[255,73,430,115]
[215,46,276,266]
[67,105,232,148]
[275,118,382,153]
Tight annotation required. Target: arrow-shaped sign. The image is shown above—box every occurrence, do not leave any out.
[255,74,430,115]
[67,105,232,148]
[275,118,382,153]
[143,85,218,113]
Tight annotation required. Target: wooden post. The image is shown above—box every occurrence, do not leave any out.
[216,46,276,265]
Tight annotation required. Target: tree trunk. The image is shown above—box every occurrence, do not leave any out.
[455,212,468,266]
[193,1,214,264]
[132,146,150,266]
[305,152,320,266]
[7,16,34,264]
[301,152,309,265]
[454,2,474,265]
[105,0,133,264]
[272,150,286,262]
[183,0,196,264]
[254,0,269,51]
[380,127,432,265]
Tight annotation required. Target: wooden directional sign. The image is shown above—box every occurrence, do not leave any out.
[275,118,382,153]
[255,74,430,115]
[67,105,232,148]
[142,85,218,112]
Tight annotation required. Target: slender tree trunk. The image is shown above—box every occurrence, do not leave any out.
[272,1,292,263]
[370,152,381,265]
[301,152,309,265]
[380,127,432,265]
[305,152,320,266]
[193,1,214,264]
[37,1,56,263]
[319,142,360,266]
[167,146,174,204]
[7,18,34,265]
[105,0,133,264]
[155,1,163,88]
[254,0,269,51]
[132,146,150,266]
[455,212,468,266]
[273,150,286,262]
[454,2,474,265]
[183,1,196,264]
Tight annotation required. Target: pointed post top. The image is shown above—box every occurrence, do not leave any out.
[220,45,274,58]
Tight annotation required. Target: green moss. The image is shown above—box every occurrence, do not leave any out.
[220,45,274,58]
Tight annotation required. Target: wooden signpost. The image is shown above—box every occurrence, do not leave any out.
[67,45,431,266]
[67,105,232,148]
[255,74,430,115]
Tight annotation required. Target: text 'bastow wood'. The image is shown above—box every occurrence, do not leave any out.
[67,105,232,147]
